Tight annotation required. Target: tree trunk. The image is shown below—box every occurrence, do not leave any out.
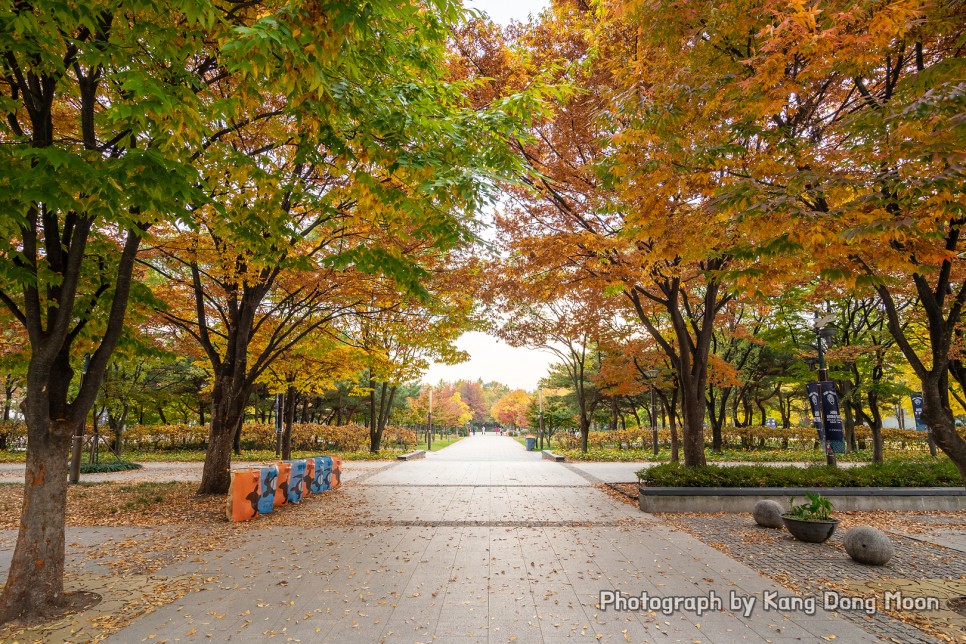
[198,372,249,494]
[876,281,966,484]
[838,379,856,453]
[867,390,884,464]
[669,413,680,464]
[921,372,966,482]
[678,375,707,467]
[658,388,680,463]
[2,378,12,422]
[0,419,74,622]
[369,383,397,453]
[368,377,380,452]
[232,412,243,455]
[778,390,792,428]
[707,385,730,453]
[282,385,296,460]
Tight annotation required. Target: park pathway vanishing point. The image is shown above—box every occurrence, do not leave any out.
[102,435,875,643]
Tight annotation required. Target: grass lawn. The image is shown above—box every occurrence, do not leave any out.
[425,435,465,451]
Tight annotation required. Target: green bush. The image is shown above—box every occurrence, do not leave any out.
[638,460,963,487]
[79,460,143,474]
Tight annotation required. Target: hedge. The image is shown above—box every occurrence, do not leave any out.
[638,460,963,487]
[553,425,952,451]
[0,421,417,452]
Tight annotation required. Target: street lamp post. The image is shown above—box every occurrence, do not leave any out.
[644,369,660,456]
[69,355,92,484]
[814,314,837,467]
[274,393,283,457]
[538,388,544,450]
[427,386,433,451]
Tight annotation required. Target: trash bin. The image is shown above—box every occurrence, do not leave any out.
[525,436,536,451]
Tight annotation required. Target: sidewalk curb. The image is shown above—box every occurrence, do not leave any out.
[638,485,966,513]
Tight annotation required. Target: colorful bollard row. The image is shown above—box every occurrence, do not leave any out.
[227,456,342,522]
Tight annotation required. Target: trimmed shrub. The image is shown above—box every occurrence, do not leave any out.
[638,460,962,487]
[79,460,143,474]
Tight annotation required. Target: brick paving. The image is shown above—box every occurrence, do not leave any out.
[660,513,966,643]
[1,438,887,642]
[96,436,876,643]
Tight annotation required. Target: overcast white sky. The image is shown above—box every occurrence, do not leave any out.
[422,0,553,392]
[466,0,549,24]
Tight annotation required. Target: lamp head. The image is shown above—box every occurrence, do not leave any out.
[818,325,836,341]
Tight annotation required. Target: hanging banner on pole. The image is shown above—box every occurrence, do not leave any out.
[818,382,847,453]
[806,383,824,442]
[806,382,846,453]
[910,393,928,432]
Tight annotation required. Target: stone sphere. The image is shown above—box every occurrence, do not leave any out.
[752,500,785,528]
[844,526,894,565]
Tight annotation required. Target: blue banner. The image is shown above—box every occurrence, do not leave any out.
[910,393,928,432]
[806,382,846,454]
[806,383,823,442]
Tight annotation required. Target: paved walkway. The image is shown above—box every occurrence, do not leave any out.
[98,436,874,642]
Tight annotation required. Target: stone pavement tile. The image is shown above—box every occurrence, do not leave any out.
[543,529,608,588]
[566,462,647,484]
[737,613,835,642]
[434,600,489,638]
[515,528,596,640]
[376,527,463,639]
[96,437,883,643]
[790,615,879,641]
[557,519,875,642]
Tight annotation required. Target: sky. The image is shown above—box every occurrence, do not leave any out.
[466,0,550,25]
[422,0,553,392]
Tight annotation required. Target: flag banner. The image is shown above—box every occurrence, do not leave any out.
[806,382,824,442]
[911,393,928,432]
[806,382,846,453]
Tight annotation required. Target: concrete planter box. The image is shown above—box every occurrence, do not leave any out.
[397,450,426,461]
[637,486,966,513]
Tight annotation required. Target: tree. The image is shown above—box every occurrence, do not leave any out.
[146,0,529,495]
[401,383,472,429]
[482,381,511,422]
[493,287,607,450]
[259,328,363,460]
[491,389,532,430]
[456,380,488,425]
[342,263,477,452]
[616,0,966,479]
[0,0,225,620]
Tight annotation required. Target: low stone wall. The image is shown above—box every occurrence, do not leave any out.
[638,486,966,513]
[541,450,565,462]
[397,449,426,461]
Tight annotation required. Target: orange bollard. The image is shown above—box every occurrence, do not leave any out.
[303,458,315,497]
[274,461,291,507]
[227,469,260,522]
[330,455,342,490]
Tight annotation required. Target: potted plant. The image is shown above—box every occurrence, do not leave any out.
[782,492,839,543]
